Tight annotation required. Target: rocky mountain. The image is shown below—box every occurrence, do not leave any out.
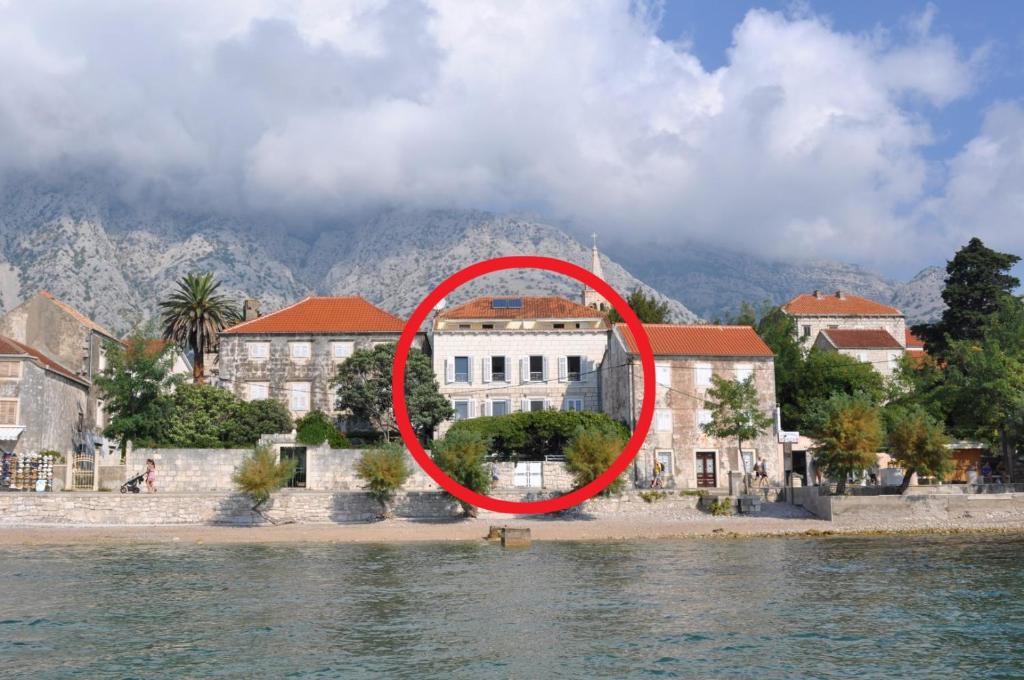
[612,241,945,324]
[0,186,697,333]
[0,183,944,332]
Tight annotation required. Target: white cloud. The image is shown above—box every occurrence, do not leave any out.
[0,0,1008,271]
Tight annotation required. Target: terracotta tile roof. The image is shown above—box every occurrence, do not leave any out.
[616,324,773,357]
[905,329,925,349]
[38,291,118,339]
[782,291,901,317]
[0,335,89,385]
[818,329,903,350]
[221,296,405,335]
[438,296,606,321]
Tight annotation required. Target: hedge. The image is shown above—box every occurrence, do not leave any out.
[446,410,629,460]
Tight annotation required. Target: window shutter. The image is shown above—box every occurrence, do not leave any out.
[484,401,492,417]
[558,356,568,382]
[521,398,530,413]
[504,356,511,382]
[467,356,474,384]
[445,359,454,384]
[483,356,492,383]
[520,357,529,383]
[542,356,549,382]
[468,401,475,418]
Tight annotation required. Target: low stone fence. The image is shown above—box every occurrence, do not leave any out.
[791,486,1024,522]
[126,446,578,493]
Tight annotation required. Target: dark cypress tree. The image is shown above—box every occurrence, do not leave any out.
[913,238,1020,357]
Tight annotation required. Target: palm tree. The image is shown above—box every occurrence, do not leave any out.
[160,272,240,384]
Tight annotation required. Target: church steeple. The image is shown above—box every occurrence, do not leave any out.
[582,233,609,311]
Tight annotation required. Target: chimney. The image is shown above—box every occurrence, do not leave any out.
[243,299,261,321]
[835,290,846,300]
[813,290,823,299]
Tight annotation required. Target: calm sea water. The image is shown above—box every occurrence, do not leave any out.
[2,534,1023,679]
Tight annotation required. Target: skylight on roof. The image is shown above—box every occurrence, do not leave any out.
[491,298,523,309]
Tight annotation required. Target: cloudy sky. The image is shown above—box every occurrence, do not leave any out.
[0,1,1020,275]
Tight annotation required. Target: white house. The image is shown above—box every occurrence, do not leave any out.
[431,296,610,436]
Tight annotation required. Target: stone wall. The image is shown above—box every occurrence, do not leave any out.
[0,358,89,457]
[305,447,440,491]
[127,448,252,492]
[792,313,906,351]
[790,488,1024,522]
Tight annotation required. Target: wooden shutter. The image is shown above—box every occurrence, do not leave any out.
[0,399,18,424]
[542,356,549,382]
[467,356,473,384]
[520,398,530,413]
[520,357,529,383]
[467,401,475,418]
[0,361,20,379]
[482,356,492,383]
[504,356,511,382]
[558,356,568,382]
[445,358,454,384]
[483,401,491,417]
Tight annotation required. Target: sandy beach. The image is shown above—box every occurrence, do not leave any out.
[4,503,1024,545]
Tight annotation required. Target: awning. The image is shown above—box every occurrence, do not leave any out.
[0,425,26,441]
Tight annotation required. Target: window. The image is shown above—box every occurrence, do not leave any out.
[0,399,17,425]
[655,409,672,432]
[857,351,868,363]
[489,400,510,417]
[565,398,583,412]
[697,409,713,428]
[802,325,811,338]
[553,323,565,329]
[247,382,269,401]
[482,324,494,330]
[527,399,547,412]
[656,365,671,387]
[289,342,311,360]
[529,355,544,382]
[453,400,472,421]
[566,356,582,381]
[453,356,470,383]
[287,382,311,413]
[458,324,471,329]
[734,364,753,382]
[828,324,839,329]
[332,341,354,360]
[490,356,507,382]
[247,342,269,360]
[694,364,713,387]
[890,353,900,365]
[0,361,21,379]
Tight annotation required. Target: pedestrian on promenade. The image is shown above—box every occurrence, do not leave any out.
[651,459,664,488]
[145,459,157,493]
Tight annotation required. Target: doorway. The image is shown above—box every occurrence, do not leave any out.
[791,450,807,485]
[279,446,307,488]
[696,451,717,488]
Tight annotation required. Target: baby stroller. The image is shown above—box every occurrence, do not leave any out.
[120,471,145,494]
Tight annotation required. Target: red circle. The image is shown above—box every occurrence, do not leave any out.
[392,256,655,514]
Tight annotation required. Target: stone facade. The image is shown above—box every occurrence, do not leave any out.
[0,291,119,432]
[792,313,906,351]
[0,357,89,456]
[811,335,903,377]
[602,327,781,491]
[432,303,609,437]
[216,332,425,424]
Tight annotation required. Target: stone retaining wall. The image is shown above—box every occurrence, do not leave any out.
[791,487,1024,522]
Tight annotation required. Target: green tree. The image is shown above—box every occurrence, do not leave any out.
[333,343,453,442]
[432,430,492,517]
[701,374,774,486]
[355,444,412,518]
[232,445,296,520]
[94,335,180,459]
[608,287,672,323]
[160,272,240,384]
[220,399,294,448]
[564,428,627,496]
[914,237,1021,358]
[295,410,350,448]
[154,383,292,448]
[805,393,884,494]
[448,410,629,459]
[790,350,886,431]
[940,298,1024,480]
[755,306,805,429]
[885,405,951,494]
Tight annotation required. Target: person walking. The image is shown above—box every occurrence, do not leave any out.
[145,459,157,493]
[651,459,664,489]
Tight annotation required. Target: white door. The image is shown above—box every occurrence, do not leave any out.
[514,462,543,488]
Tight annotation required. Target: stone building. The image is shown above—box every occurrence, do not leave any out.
[812,328,904,377]
[0,335,90,456]
[217,296,422,424]
[0,291,121,434]
[782,290,906,351]
[602,323,779,490]
[432,296,610,437]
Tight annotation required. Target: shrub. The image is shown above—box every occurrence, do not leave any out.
[232,446,296,518]
[639,491,667,503]
[448,410,629,460]
[355,445,412,519]
[564,428,626,496]
[295,410,350,448]
[706,497,732,516]
[432,430,492,517]
[222,399,293,448]
[153,384,292,448]
[679,489,707,497]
